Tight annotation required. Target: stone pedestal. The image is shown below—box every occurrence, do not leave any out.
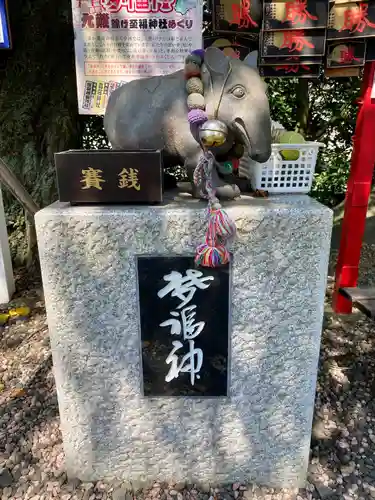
[0,186,14,304]
[35,194,332,488]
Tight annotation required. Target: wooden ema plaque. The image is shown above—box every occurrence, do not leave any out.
[325,66,361,76]
[327,1,375,40]
[263,0,329,31]
[212,0,263,34]
[259,62,321,76]
[326,40,366,67]
[55,149,163,204]
[261,28,326,57]
[260,55,323,64]
[137,256,231,397]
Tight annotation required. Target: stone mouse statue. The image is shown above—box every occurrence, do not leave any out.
[104,47,272,199]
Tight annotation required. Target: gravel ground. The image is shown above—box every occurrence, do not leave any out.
[1,244,375,500]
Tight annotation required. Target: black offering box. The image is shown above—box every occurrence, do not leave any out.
[55,149,163,204]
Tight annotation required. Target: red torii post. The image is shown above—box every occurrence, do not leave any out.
[332,62,375,313]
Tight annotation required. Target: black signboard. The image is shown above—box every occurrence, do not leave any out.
[137,256,231,397]
[212,0,263,34]
[55,149,163,204]
[259,62,321,77]
[327,1,375,40]
[263,0,329,31]
[326,40,366,67]
[261,28,326,57]
[204,34,258,59]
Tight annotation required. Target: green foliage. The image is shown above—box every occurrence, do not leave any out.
[308,77,360,207]
[267,76,360,207]
[267,78,300,131]
[83,117,110,150]
[0,0,84,214]
[6,211,27,264]
[0,0,86,262]
[311,150,351,207]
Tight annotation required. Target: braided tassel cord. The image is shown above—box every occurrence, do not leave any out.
[193,151,236,268]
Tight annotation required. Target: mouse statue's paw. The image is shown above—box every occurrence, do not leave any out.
[210,164,241,200]
[187,181,240,200]
[215,184,241,200]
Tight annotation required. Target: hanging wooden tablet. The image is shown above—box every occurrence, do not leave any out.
[260,55,323,64]
[261,28,326,57]
[259,62,321,77]
[326,40,366,67]
[212,0,263,34]
[325,66,361,76]
[327,1,375,40]
[263,0,329,31]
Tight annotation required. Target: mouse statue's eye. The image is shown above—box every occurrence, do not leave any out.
[231,86,246,99]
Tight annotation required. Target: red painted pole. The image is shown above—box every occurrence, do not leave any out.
[332,62,375,313]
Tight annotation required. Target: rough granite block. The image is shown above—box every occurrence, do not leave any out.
[35,194,332,488]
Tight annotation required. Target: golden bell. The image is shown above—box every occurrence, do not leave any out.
[199,120,228,148]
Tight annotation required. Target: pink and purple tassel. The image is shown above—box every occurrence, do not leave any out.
[186,48,237,268]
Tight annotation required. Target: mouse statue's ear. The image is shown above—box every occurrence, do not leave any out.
[243,50,259,72]
[204,47,230,76]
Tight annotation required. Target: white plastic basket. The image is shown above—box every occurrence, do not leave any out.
[250,142,325,194]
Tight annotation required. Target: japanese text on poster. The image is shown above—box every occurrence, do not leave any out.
[72,0,203,115]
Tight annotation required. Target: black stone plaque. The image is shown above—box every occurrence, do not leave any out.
[324,66,360,77]
[137,256,231,397]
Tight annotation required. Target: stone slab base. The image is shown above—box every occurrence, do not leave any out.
[35,194,332,488]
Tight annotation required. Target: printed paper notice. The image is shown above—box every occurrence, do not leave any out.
[72,0,203,115]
